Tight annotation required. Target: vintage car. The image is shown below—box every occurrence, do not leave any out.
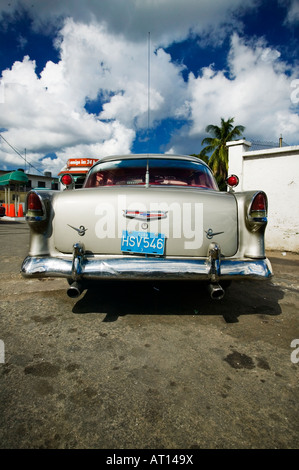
[21,154,273,300]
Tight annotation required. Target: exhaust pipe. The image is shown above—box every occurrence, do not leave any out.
[67,281,84,298]
[207,283,225,300]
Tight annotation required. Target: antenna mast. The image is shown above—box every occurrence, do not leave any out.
[147,32,151,147]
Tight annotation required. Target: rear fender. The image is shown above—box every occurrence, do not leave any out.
[234,191,268,259]
[25,190,57,256]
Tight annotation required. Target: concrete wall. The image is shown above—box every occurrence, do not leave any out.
[227,140,299,253]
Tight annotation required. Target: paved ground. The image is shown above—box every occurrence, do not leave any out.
[0,219,298,449]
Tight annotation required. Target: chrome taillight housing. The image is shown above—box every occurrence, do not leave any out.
[25,191,46,221]
[247,191,268,230]
[249,192,267,218]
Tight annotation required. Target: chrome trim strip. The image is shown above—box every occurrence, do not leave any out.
[123,210,168,220]
[21,255,273,281]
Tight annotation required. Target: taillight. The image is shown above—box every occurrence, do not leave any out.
[26,192,45,220]
[27,192,43,211]
[250,192,266,212]
[226,174,239,189]
[60,174,73,187]
[248,192,267,222]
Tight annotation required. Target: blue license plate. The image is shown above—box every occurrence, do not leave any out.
[121,230,165,255]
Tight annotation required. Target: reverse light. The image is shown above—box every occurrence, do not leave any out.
[60,174,73,187]
[226,174,239,189]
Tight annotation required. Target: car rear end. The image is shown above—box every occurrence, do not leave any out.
[21,155,272,299]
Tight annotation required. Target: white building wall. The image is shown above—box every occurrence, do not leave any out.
[227,140,299,253]
[28,173,57,189]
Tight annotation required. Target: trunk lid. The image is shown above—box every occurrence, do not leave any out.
[53,186,238,257]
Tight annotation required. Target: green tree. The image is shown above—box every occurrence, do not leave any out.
[200,117,245,189]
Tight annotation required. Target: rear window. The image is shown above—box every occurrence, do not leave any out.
[84,158,218,190]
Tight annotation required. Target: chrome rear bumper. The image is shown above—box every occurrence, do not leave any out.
[21,252,273,282]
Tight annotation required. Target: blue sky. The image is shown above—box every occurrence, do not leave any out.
[0,0,298,175]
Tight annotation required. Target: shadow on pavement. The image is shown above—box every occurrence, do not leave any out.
[72,279,283,323]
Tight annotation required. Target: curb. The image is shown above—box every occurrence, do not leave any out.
[1,216,26,222]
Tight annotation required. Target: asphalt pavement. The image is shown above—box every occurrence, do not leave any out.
[0,219,298,450]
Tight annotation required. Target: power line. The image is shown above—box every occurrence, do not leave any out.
[0,133,43,174]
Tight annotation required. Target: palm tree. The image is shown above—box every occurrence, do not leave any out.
[200,117,245,189]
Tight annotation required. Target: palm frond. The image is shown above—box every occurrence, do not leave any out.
[200,117,245,186]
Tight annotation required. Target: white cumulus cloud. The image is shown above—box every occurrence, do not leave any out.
[169,33,299,154]
[0,17,188,173]
[0,0,298,174]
